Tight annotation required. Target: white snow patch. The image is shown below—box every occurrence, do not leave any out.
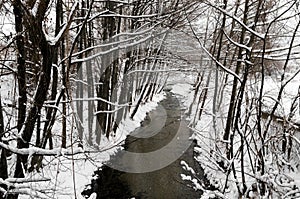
[88,193,97,199]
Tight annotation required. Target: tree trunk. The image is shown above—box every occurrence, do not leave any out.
[13,0,54,179]
[0,95,8,198]
[13,0,27,133]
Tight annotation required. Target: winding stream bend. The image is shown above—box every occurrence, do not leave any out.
[83,92,203,199]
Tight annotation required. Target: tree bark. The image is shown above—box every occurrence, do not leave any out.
[13,0,27,133]
[0,95,8,198]
[13,0,54,179]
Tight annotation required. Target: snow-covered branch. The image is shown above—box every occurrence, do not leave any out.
[223,31,252,52]
[0,177,52,199]
[127,68,198,75]
[253,43,300,54]
[94,107,123,115]
[71,26,157,57]
[205,1,264,39]
[5,177,51,184]
[7,188,50,199]
[45,97,131,107]
[93,11,158,19]
[0,142,84,156]
[44,0,79,46]
[186,11,242,82]
[70,97,130,107]
[71,29,169,64]
[198,41,242,82]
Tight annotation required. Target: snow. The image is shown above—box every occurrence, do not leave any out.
[71,32,166,64]
[189,69,300,198]
[1,0,300,198]
[197,38,242,82]
[14,92,165,199]
[0,66,166,198]
[205,2,265,39]
[181,160,196,175]
[30,0,40,17]
[262,71,300,122]
[87,193,97,199]
[0,142,86,156]
[168,59,300,198]
[0,3,14,36]
[16,78,187,199]
[44,1,79,46]
[169,82,195,114]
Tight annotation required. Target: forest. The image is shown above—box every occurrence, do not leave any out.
[0,0,300,198]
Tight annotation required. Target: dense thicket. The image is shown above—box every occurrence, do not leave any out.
[0,0,195,198]
[0,0,300,198]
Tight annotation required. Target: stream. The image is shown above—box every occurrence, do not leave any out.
[82,92,203,199]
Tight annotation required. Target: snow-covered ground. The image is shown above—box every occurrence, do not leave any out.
[0,70,167,198]
[190,70,300,198]
[44,78,196,199]
[163,65,300,198]
[2,65,300,198]
[19,93,166,199]
[262,72,300,123]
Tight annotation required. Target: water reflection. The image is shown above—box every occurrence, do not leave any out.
[82,92,203,199]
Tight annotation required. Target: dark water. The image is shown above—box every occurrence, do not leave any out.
[82,92,203,199]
